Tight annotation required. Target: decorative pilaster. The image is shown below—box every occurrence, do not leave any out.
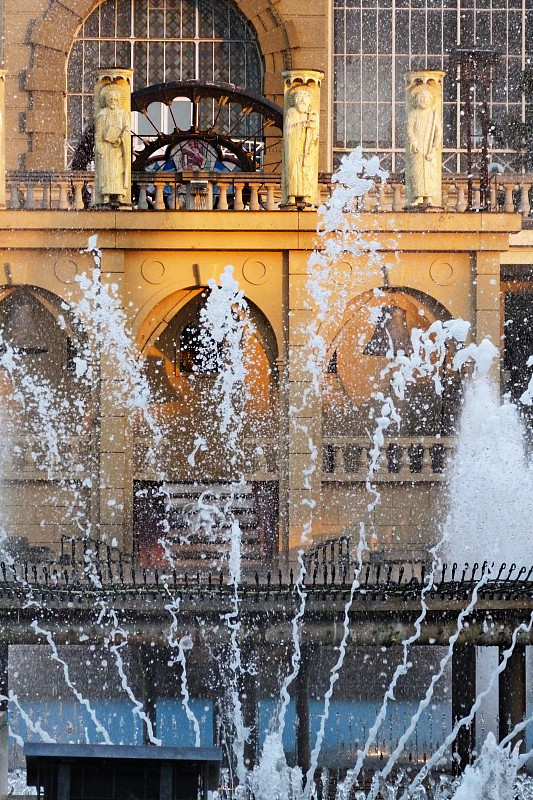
[0,72,6,210]
[93,68,133,208]
[405,70,445,208]
[281,69,324,208]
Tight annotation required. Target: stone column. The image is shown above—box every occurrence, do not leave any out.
[499,644,526,752]
[451,644,476,773]
[93,68,133,207]
[0,71,6,210]
[405,70,445,208]
[295,644,311,774]
[242,646,259,769]
[281,70,324,208]
[0,642,7,711]
[474,250,500,386]
[287,250,322,558]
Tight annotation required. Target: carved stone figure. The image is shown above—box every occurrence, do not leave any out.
[94,86,131,205]
[405,88,442,206]
[282,88,319,206]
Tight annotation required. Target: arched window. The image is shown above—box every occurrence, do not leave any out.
[333,0,533,172]
[66,0,263,158]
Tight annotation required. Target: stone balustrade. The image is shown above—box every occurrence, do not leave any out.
[4,170,533,216]
[322,436,454,482]
[350,173,533,217]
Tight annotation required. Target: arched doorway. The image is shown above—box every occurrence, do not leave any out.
[134,286,279,573]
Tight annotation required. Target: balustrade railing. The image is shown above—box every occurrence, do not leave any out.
[4,170,533,216]
[349,173,533,217]
[322,436,453,482]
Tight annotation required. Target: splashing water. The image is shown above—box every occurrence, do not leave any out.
[5,158,533,800]
[443,363,533,567]
[450,733,519,800]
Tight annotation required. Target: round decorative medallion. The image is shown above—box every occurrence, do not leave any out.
[331,260,353,285]
[54,257,78,284]
[429,257,455,286]
[141,259,166,284]
[242,258,270,286]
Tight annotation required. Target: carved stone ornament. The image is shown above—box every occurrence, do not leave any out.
[281,69,324,208]
[93,68,133,207]
[405,70,445,209]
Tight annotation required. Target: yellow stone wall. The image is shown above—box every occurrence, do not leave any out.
[0,209,523,565]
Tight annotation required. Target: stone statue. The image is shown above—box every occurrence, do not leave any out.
[282,88,319,206]
[94,86,131,205]
[405,87,442,207]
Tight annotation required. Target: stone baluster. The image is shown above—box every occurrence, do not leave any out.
[249,182,260,211]
[25,181,36,210]
[264,183,277,211]
[58,180,70,210]
[392,183,403,211]
[165,183,175,209]
[72,180,85,211]
[399,446,412,479]
[422,445,433,476]
[153,179,165,211]
[233,181,245,210]
[472,186,480,209]
[455,181,466,213]
[378,182,390,211]
[216,180,230,210]
[366,184,380,211]
[490,181,498,211]
[42,180,51,210]
[137,183,148,210]
[446,183,457,212]
[364,446,373,474]
[519,183,531,218]
[334,446,344,475]
[503,182,515,213]
[9,182,20,209]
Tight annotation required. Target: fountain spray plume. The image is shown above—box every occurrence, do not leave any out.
[187,265,251,783]
[303,526,369,800]
[251,552,307,800]
[75,236,163,448]
[295,148,388,544]
[442,337,533,567]
[165,598,201,747]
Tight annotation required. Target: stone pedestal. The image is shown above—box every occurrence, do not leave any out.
[281,69,323,208]
[452,643,476,773]
[93,68,133,207]
[499,644,526,752]
[405,70,445,209]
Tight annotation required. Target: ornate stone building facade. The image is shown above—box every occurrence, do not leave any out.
[0,0,531,574]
